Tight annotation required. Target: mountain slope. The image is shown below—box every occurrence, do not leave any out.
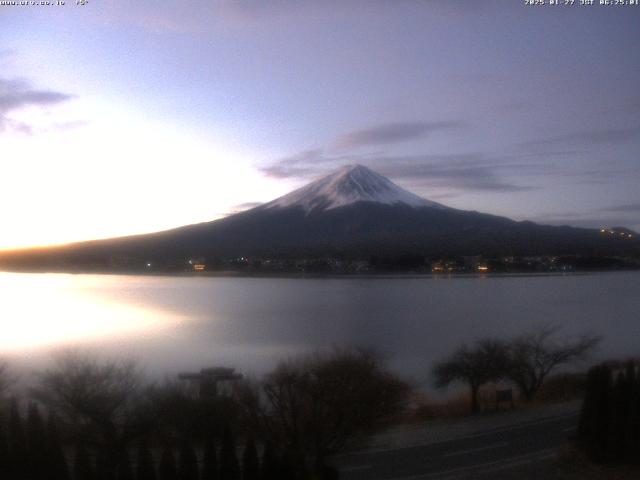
[0,165,638,271]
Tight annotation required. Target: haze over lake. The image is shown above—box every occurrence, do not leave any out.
[2,271,639,386]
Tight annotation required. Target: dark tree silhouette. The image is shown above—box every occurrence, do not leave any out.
[506,325,600,401]
[607,371,628,463]
[578,364,612,462]
[0,417,9,479]
[241,437,259,480]
[27,402,47,480]
[236,348,408,471]
[136,440,157,480]
[278,447,298,480]
[158,447,178,480]
[219,426,240,480]
[178,441,199,480]
[202,438,219,480]
[432,339,509,414]
[145,378,238,448]
[33,352,158,480]
[46,413,70,480]
[116,448,134,480]
[577,362,640,465]
[74,442,95,480]
[8,398,28,478]
[624,362,640,464]
[260,442,279,480]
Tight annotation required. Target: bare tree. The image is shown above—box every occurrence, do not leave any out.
[31,351,157,480]
[432,339,509,414]
[235,348,408,472]
[506,324,600,401]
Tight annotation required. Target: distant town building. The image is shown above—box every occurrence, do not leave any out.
[600,227,634,239]
[188,258,207,271]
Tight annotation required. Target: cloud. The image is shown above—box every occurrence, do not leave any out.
[260,120,541,193]
[261,149,328,179]
[261,148,535,193]
[335,121,462,148]
[511,149,585,159]
[372,157,537,193]
[428,192,461,200]
[226,201,263,215]
[0,79,71,111]
[521,127,640,149]
[262,119,467,178]
[599,203,640,213]
[0,77,73,134]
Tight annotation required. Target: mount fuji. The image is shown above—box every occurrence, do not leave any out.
[0,165,638,271]
[260,164,446,212]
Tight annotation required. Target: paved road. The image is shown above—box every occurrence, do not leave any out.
[334,411,579,480]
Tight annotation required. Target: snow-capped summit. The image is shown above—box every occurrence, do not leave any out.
[262,164,447,213]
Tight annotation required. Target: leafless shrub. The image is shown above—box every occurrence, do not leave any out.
[236,348,409,469]
[31,351,157,479]
[432,339,510,414]
[506,324,600,402]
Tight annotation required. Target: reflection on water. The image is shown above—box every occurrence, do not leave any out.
[1,271,639,383]
[0,273,183,353]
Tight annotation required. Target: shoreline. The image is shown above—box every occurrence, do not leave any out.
[0,268,633,279]
[0,267,638,280]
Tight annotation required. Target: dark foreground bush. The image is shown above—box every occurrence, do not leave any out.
[0,348,408,479]
[577,361,640,464]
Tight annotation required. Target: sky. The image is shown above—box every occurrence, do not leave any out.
[1,0,639,249]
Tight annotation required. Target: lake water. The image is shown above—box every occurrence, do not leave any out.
[2,271,639,388]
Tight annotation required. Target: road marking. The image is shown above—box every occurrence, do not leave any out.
[443,441,509,457]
